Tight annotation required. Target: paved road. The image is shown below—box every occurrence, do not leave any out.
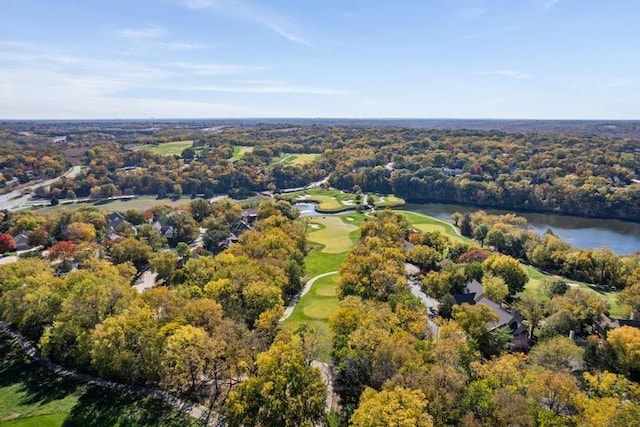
[0,321,219,426]
[280,271,338,322]
[134,270,158,293]
[0,166,83,211]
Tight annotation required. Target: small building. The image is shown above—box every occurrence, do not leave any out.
[106,212,136,236]
[13,231,33,252]
[242,207,258,224]
[595,313,640,336]
[442,167,463,177]
[453,279,528,337]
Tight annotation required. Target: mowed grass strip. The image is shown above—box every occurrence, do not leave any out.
[305,217,358,253]
[131,140,193,156]
[31,196,193,215]
[273,153,321,165]
[232,146,253,160]
[521,264,621,315]
[282,273,340,362]
[399,210,471,245]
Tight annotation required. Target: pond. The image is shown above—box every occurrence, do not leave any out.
[404,202,640,255]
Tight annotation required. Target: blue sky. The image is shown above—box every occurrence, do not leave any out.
[1,0,638,119]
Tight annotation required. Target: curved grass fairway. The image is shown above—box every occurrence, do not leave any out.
[398,210,471,244]
[132,140,193,156]
[283,214,366,361]
[305,217,358,253]
[232,145,253,160]
[273,153,321,165]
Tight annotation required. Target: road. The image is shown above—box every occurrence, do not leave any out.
[133,270,158,293]
[0,166,83,211]
[0,321,219,425]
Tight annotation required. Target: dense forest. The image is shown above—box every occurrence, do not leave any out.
[2,122,640,425]
[3,122,640,221]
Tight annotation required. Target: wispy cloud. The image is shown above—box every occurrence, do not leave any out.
[541,0,561,12]
[474,70,535,79]
[0,41,284,119]
[181,0,311,46]
[186,83,354,95]
[159,41,212,50]
[455,7,487,22]
[171,62,265,76]
[114,25,168,39]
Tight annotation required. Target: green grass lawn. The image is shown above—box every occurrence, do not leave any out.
[231,146,253,160]
[283,273,340,362]
[398,210,472,245]
[284,188,404,213]
[272,153,321,165]
[31,196,193,215]
[131,140,193,156]
[0,336,202,427]
[521,264,621,315]
[282,214,366,360]
[304,217,358,253]
[32,194,272,216]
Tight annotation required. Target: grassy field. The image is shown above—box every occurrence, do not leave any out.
[131,140,193,156]
[272,153,321,165]
[231,146,253,160]
[0,336,202,427]
[284,273,340,362]
[398,210,472,245]
[30,196,193,215]
[521,264,621,315]
[304,217,359,253]
[284,188,404,213]
[282,213,365,361]
[31,195,272,216]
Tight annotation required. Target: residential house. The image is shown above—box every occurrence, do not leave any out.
[595,313,640,336]
[13,231,32,252]
[453,279,529,338]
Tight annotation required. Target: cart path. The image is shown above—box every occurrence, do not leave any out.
[0,321,219,426]
[280,271,339,322]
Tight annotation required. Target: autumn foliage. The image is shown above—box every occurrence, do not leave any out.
[0,233,16,254]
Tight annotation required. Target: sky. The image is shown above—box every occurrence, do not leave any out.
[1,0,639,119]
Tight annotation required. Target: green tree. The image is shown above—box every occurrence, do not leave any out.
[452,303,499,341]
[482,274,509,302]
[149,251,179,282]
[529,336,584,372]
[161,324,216,394]
[350,386,433,427]
[110,237,152,270]
[225,337,326,427]
[406,245,441,272]
[482,254,528,295]
[515,295,544,339]
[91,302,161,384]
[190,198,212,223]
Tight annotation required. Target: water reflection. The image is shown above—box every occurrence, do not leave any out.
[404,203,640,255]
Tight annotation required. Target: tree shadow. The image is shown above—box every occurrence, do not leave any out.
[62,388,204,427]
[0,335,81,404]
[0,336,204,427]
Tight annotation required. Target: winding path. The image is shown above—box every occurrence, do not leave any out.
[0,321,219,426]
[280,271,338,322]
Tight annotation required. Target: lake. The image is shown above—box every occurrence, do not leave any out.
[296,201,640,254]
[404,202,640,255]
